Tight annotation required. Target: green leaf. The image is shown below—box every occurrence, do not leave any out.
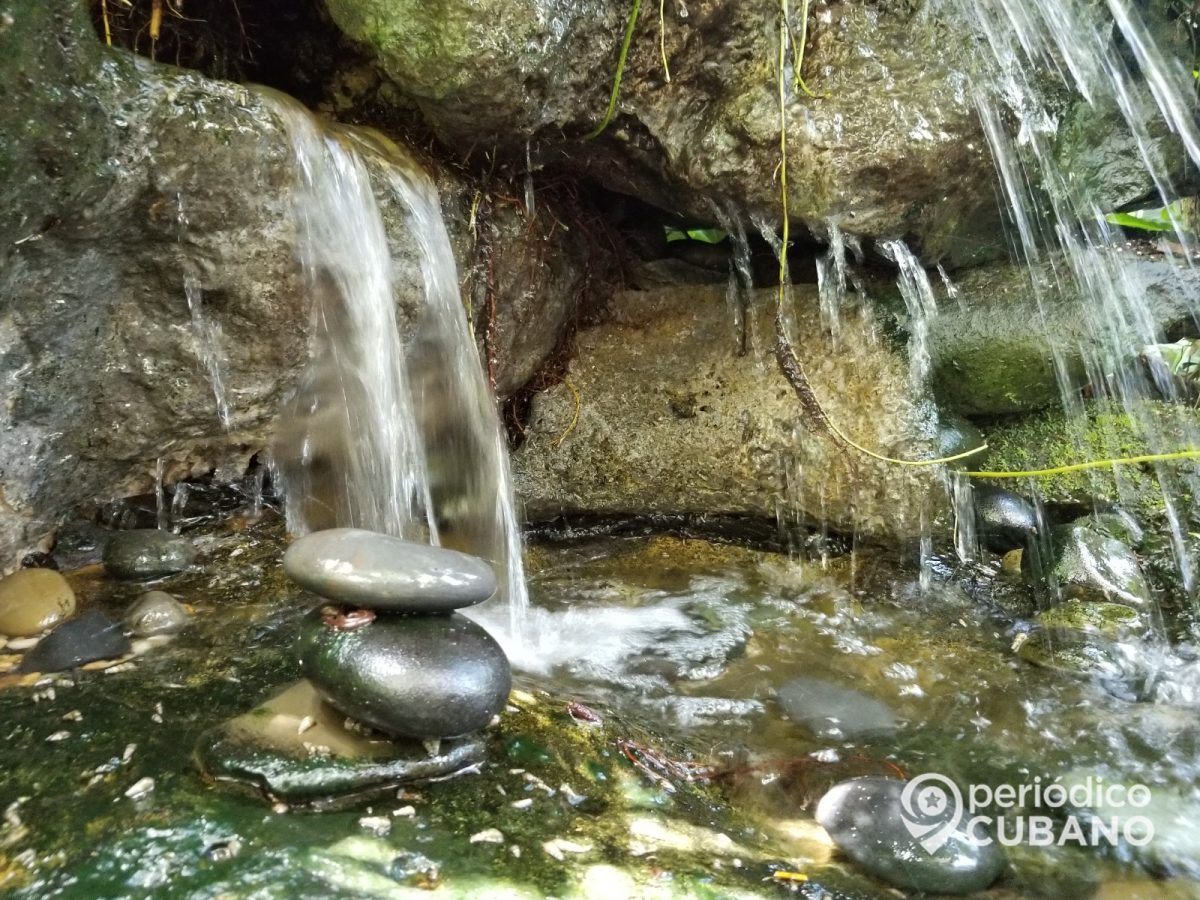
[1104,211,1176,233]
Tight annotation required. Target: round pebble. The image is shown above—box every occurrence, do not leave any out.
[816,776,1005,895]
[283,528,498,612]
[0,569,76,637]
[124,591,190,637]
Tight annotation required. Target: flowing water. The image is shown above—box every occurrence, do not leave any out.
[944,0,1200,597]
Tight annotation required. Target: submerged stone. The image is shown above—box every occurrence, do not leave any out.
[776,677,898,739]
[103,530,196,580]
[0,569,76,637]
[196,681,486,808]
[283,528,497,612]
[1038,525,1150,607]
[1015,628,1148,698]
[299,608,511,739]
[815,776,1005,895]
[123,591,191,637]
[16,610,130,674]
[974,488,1038,552]
[1034,600,1146,640]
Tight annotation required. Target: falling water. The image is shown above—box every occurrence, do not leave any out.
[264,95,530,636]
[816,222,849,338]
[705,198,753,355]
[879,239,941,394]
[183,273,233,430]
[944,0,1200,593]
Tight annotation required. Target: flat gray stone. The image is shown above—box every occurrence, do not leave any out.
[283,528,497,612]
[300,608,511,739]
[777,677,898,739]
[124,591,191,637]
[196,681,486,809]
[103,530,196,580]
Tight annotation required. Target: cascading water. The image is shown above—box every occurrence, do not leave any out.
[943,0,1200,596]
[263,96,529,636]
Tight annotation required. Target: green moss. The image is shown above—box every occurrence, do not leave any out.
[979,400,1200,522]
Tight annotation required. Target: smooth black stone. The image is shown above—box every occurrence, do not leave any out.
[283,528,497,612]
[974,487,1038,552]
[103,529,196,580]
[17,610,131,673]
[777,677,897,739]
[299,609,511,739]
[816,776,1005,895]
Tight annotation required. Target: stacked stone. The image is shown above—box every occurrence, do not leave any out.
[283,528,511,740]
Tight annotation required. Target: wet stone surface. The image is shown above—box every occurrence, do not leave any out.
[776,676,899,739]
[16,610,130,674]
[1039,524,1151,607]
[103,530,196,581]
[283,528,497,612]
[0,569,75,638]
[197,680,488,808]
[299,607,511,739]
[816,776,1006,895]
[123,591,191,637]
[975,487,1039,552]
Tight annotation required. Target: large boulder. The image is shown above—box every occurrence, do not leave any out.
[323,0,1005,266]
[512,285,946,541]
[0,0,589,568]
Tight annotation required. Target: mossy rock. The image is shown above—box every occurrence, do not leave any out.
[979,400,1200,523]
[1034,600,1147,640]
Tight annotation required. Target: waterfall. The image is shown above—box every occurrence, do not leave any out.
[265,96,529,634]
[944,0,1200,593]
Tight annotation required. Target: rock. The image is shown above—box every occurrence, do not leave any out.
[323,0,1006,265]
[1033,525,1151,607]
[776,678,897,740]
[1085,510,1146,550]
[1034,600,1146,640]
[283,528,497,612]
[974,488,1039,553]
[103,530,196,580]
[513,286,946,541]
[195,681,486,808]
[926,253,1200,416]
[815,776,1005,895]
[0,569,76,638]
[935,413,987,466]
[16,610,131,674]
[51,522,110,570]
[980,400,1200,522]
[123,591,191,637]
[1015,629,1148,697]
[299,609,511,739]
[0,1,593,570]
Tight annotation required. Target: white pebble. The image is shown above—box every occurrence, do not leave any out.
[358,816,391,836]
[510,798,533,810]
[45,731,70,742]
[392,806,416,817]
[61,710,82,722]
[125,777,155,799]
[7,637,39,652]
[296,716,316,735]
[469,828,505,844]
[542,838,592,861]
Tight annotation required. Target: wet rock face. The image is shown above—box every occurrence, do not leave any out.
[1038,524,1151,608]
[513,285,945,541]
[0,569,76,637]
[283,528,498,612]
[104,530,196,580]
[816,776,1005,895]
[299,608,512,739]
[323,0,1004,265]
[0,1,591,570]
